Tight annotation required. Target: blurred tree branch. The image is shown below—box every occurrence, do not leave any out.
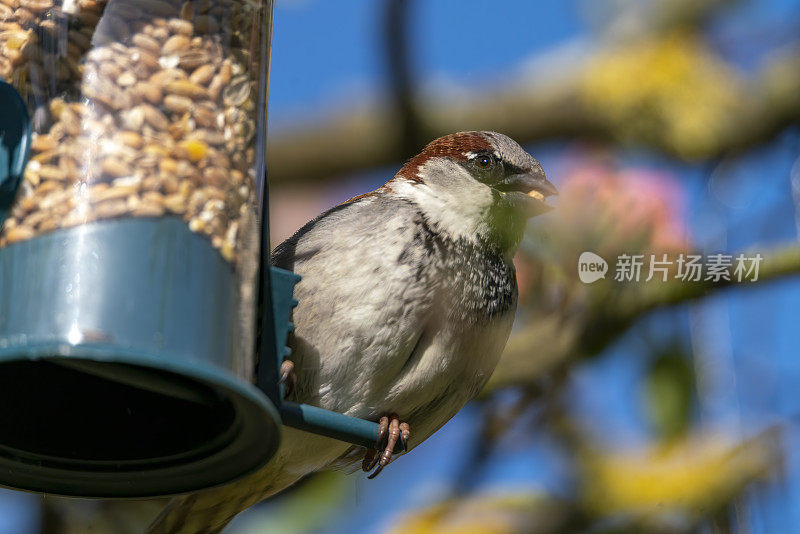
[487,243,800,394]
[267,41,800,185]
[383,0,424,158]
[587,0,739,38]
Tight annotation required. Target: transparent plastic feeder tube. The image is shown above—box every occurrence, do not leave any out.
[0,0,281,498]
[0,0,271,374]
[1,0,264,258]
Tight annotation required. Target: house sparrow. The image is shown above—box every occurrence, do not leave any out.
[148,131,556,533]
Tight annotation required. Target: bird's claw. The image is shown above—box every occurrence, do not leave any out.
[279,360,296,398]
[362,415,410,479]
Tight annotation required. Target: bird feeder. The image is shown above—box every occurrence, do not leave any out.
[0,0,393,498]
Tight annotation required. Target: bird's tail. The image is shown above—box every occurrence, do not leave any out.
[145,468,295,534]
[146,428,351,534]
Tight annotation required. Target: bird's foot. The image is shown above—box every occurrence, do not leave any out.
[362,414,410,479]
[279,360,296,398]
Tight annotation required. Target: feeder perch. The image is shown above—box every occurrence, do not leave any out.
[0,0,394,499]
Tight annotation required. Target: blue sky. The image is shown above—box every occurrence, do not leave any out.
[267,0,800,126]
[267,0,584,126]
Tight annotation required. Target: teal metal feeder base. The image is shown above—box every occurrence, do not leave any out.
[0,218,281,498]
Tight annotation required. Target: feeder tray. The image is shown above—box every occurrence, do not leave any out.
[0,218,282,497]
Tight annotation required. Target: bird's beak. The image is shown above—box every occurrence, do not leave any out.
[497,165,558,217]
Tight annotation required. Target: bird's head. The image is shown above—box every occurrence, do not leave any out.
[390,131,557,252]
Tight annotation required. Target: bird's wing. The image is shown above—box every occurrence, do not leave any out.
[271,195,436,416]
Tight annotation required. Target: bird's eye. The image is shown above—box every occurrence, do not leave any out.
[477,155,492,168]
